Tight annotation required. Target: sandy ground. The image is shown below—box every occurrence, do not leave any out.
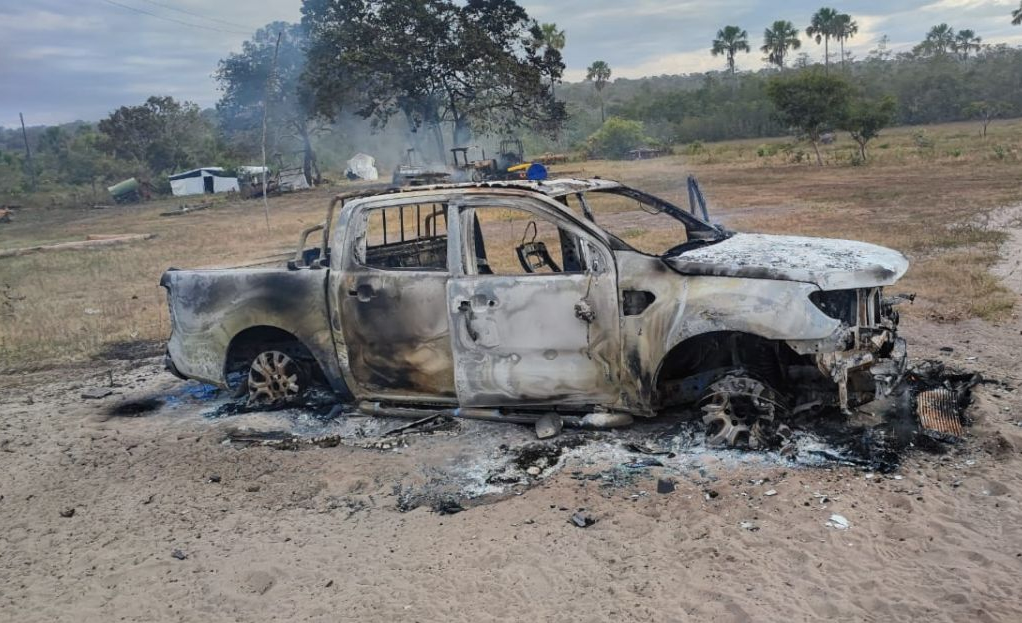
[3,229,1022,623]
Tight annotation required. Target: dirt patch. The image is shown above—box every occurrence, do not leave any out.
[986,203,1022,297]
[95,339,165,361]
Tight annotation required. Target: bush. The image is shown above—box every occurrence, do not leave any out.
[585,117,655,159]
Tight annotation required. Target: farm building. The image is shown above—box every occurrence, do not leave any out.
[168,167,239,197]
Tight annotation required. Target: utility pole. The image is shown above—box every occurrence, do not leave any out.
[19,113,36,191]
[261,31,282,232]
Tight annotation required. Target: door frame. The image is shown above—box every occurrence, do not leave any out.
[446,193,623,408]
[328,192,464,403]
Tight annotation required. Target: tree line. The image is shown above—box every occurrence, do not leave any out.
[4,1,1022,201]
[1,0,565,200]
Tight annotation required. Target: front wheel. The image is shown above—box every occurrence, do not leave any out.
[699,374,789,449]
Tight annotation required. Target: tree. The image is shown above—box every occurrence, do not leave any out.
[534,22,566,52]
[761,20,801,69]
[963,101,1009,137]
[839,96,896,161]
[711,26,750,75]
[216,22,323,185]
[531,22,567,97]
[97,96,211,175]
[586,60,612,123]
[301,0,564,158]
[585,117,651,159]
[834,13,858,69]
[1013,2,1022,25]
[917,24,957,56]
[806,7,840,72]
[954,29,982,59]
[766,70,852,165]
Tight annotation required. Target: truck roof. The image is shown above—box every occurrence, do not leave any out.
[337,178,624,204]
[397,177,623,198]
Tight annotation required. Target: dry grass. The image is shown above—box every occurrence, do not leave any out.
[572,119,1022,324]
[1,120,1020,371]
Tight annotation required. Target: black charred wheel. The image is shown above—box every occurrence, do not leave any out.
[700,374,789,449]
[247,350,304,406]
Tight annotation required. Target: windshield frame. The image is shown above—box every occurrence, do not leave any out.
[568,186,727,257]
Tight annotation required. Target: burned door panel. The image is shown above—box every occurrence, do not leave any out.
[447,199,621,407]
[331,200,457,401]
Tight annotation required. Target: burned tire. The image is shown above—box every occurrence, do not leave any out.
[246,350,306,407]
[700,375,789,449]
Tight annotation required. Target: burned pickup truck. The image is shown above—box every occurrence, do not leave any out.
[161,179,909,447]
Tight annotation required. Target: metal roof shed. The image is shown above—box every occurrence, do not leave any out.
[168,167,240,197]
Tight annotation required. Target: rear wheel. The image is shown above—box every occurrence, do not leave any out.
[247,350,305,406]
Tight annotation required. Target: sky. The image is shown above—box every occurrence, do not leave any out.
[2,0,1022,128]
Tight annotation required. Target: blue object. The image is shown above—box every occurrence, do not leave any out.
[526,162,548,181]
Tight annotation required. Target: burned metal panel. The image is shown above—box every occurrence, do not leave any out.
[328,194,458,402]
[446,196,621,408]
[614,251,844,412]
[917,388,965,441]
[447,273,620,407]
[664,233,909,289]
[162,267,344,391]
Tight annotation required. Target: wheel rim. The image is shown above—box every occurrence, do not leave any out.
[247,351,301,405]
[700,375,784,449]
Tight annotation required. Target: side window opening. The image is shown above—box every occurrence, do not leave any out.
[364,203,448,270]
[467,206,586,276]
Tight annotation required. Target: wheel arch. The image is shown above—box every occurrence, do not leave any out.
[223,325,320,387]
[652,330,806,409]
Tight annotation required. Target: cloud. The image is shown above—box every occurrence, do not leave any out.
[0,10,103,32]
[4,0,1022,127]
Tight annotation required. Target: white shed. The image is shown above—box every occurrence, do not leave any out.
[169,167,240,197]
[345,153,379,181]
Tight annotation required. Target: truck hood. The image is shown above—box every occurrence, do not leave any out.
[663,233,909,290]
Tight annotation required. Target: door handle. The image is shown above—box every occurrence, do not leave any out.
[348,283,377,302]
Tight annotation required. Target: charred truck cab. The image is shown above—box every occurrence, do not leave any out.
[161,179,910,448]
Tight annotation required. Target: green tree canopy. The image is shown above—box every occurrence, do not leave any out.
[766,69,852,165]
[216,22,323,184]
[834,13,858,68]
[301,0,564,159]
[586,60,612,122]
[839,95,896,161]
[585,117,652,160]
[97,96,212,175]
[761,21,801,69]
[711,25,751,75]
[806,7,841,70]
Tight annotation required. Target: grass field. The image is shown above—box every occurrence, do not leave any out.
[1,119,1020,371]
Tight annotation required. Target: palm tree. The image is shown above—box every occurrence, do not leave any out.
[537,23,566,52]
[586,60,612,123]
[806,7,840,72]
[711,26,751,75]
[834,13,858,68]
[1013,2,1022,25]
[923,23,956,56]
[761,20,801,69]
[532,23,566,95]
[954,29,982,59]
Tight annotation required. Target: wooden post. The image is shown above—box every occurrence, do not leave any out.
[19,113,36,191]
